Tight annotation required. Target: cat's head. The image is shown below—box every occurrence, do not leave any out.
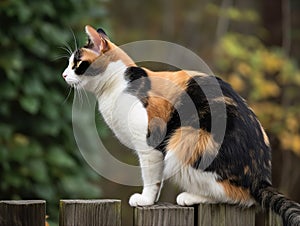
[62,25,133,91]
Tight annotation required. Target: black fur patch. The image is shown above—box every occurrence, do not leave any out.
[73,49,82,66]
[75,61,91,75]
[195,77,272,189]
[179,76,213,131]
[124,67,151,107]
[153,108,180,155]
[72,49,92,75]
[97,28,107,36]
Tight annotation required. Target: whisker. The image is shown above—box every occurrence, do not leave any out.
[63,86,73,104]
[74,89,79,107]
[69,27,78,52]
[79,84,91,108]
[51,54,70,62]
[63,40,73,54]
[75,86,83,107]
[79,88,84,106]
[80,88,84,106]
[59,46,72,56]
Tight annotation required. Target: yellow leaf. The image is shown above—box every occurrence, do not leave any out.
[237,63,252,76]
[263,81,280,98]
[292,135,300,154]
[261,51,283,73]
[228,74,245,92]
[280,131,291,150]
[286,117,298,132]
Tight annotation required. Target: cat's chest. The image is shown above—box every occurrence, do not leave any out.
[98,91,149,150]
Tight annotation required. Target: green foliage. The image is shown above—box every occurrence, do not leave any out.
[206,3,259,23]
[215,33,300,155]
[0,0,108,223]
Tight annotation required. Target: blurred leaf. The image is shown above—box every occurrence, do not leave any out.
[47,146,76,169]
[34,184,56,200]
[0,123,13,140]
[28,159,48,183]
[0,82,18,99]
[23,77,45,96]
[19,96,40,114]
[60,176,101,198]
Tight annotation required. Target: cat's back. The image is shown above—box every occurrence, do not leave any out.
[130,67,271,182]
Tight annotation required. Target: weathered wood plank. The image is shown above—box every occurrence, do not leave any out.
[225,205,255,226]
[134,203,194,226]
[211,204,226,226]
[0,200,46,226]
[264,209,282,226]
[198,204,212,226]
[59,199,121,226]
[198,204,255,226]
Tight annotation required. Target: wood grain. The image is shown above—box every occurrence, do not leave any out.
[198,204,256,226]
[59,199,121,226]
[0,200,46,226]
[134,203,194,226]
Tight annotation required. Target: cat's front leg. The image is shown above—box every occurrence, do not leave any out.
[129,150,164,206]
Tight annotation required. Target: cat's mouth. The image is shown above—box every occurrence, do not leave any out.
[65,78,82,88]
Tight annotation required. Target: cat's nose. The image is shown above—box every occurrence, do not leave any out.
[62,74,67,78]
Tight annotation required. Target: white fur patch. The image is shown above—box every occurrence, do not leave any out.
[164,151,228,202]
[96,61,150,151]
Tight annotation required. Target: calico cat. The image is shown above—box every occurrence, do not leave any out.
[62,25,300,226]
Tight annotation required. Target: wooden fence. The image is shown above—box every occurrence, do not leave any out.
[0,199,282,226]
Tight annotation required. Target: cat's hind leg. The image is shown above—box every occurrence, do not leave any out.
[176,192,217,206]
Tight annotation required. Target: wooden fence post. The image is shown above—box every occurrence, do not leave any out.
[0,199,284,225]
[197,204,256,226]
[134,203,194,226]
[264,209,282,226]
[59,199,121,226]
[0,200,46,226]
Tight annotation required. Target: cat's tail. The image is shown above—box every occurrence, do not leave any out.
[251,182,300,226]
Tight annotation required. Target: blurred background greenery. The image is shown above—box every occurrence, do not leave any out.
[0,0,299,225]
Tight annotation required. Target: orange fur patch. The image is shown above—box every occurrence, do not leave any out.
[147,96,173,124]
[144,69,191,125]
[145,69,191,97]
[166,126,217,165]
[108,42,136,67]
[219,180,251,203]
[81,49,99,62]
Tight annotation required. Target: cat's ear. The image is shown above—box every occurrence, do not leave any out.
[85,25,109,53]
[97,28,109,39]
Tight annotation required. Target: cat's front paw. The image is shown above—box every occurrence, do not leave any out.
[129,193,154,207]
